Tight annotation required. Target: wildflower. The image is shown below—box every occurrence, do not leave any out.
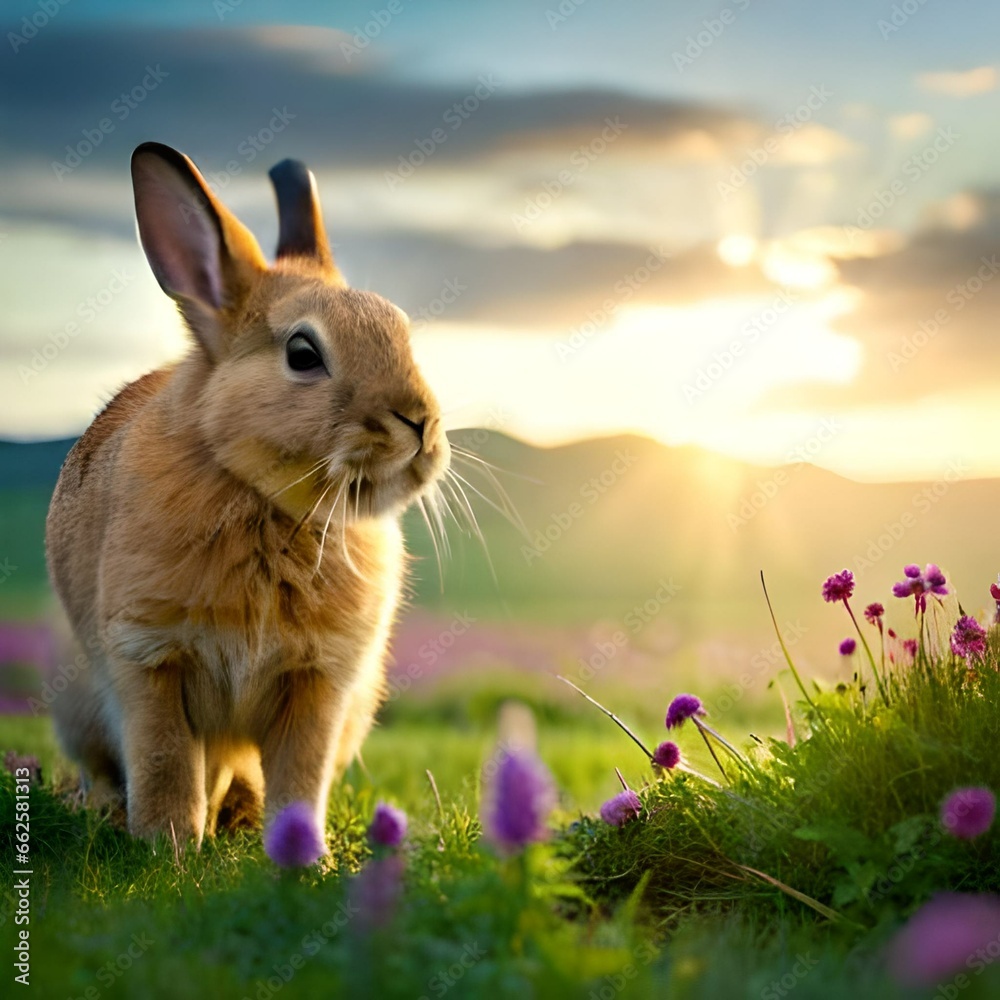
[892,563,948,613]
[902,638,918,661]
[941,787,996,840]
[991,578,1000,623]
[483,750,556,853]
[839,638,856,656]
[351,854,406,930]
[887,893,1000,986]
[263,802,325,868]
[864,602,884,627]
[600,789,642,827]
[821,569,854,603]
[3,751,41,784]
[665,693,706,730]
[369,802,407,848]
[652,741,680,769]
[950,616,988,661]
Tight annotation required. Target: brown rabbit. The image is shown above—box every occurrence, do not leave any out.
[45,142,449,849]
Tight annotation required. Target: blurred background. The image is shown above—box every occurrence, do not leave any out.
[2,0,999,760]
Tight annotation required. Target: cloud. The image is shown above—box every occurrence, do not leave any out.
[916,66,998,98]
[888,112,934,141]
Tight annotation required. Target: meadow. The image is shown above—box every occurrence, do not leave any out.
[3,557,999,999]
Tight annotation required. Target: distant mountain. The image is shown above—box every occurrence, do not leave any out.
[2,432,997,673]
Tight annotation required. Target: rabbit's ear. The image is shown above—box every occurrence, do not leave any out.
[268,159,340,281]
[131,142,267,357]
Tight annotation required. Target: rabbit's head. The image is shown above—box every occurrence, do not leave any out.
[131,142,449,522]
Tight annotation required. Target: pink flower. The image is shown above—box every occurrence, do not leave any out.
[263,802,325,868]
[941,787,996,840]
[887,894,1000,986]
[821,569,855,603]
[600,789,642,826]
[892,563,948,613]
[652,741,680,769]
[864,602,885,626]
[950,616,988,661]
[839,638,856,656]
[665,694,706,730]
[902,638,918,661]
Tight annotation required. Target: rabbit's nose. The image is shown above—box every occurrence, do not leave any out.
[391,409,426,445]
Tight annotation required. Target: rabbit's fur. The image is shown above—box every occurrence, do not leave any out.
[45,143,449,847]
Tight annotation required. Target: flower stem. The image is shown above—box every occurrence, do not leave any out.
[760,572,816,710]
[696,719,751,770]
[555,675,653,760]
[696,722,729,782]
[845,599,889,706]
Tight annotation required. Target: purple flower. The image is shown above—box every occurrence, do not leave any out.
[887,894,1000,986]
[839,638,856,656]
[263,802,325,868]
[950,616,988,661]
[652,741,680,769]
[821,569,855,604]
[991,582,1000,602]
[941,787,996,840]
[483,750,556,853]
[864,602,884,626]
[893,563,948,613]
[600,789,642,827]
[901,638,918,660]
[351,854,405,930]
[369,802,407,848]
[665,694,706,730]
[3,751,41,784]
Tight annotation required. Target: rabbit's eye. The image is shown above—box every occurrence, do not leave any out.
[286,332,326,374]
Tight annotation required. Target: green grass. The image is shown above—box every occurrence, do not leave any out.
[3,593,1000,998]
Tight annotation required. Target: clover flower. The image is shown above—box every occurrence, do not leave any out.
[264,802,325,868]
[665,694,706,730]
[864,603,884,627]
[821,569,855,604]
[600,789,642,827]
[839,638,856,656]
[950,616,988,661]
[941,787,996,840]
[652,741,680,769]
[483,750,556,853]
[369,802,407,848]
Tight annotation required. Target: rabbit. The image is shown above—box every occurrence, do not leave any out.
[45,141,450,849]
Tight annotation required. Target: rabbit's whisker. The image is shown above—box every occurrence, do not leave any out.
[443,472,497,584]
[416,494,444,589]
[268,458,327,502]
[285,480,333,548]
[314,476,348,575]
[448,465,529,541]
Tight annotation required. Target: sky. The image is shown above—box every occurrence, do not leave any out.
[1,0,999,481]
